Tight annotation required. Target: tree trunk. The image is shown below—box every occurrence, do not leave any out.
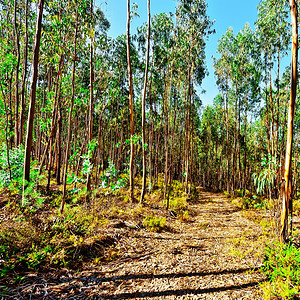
[60,9,79,214]
[280,0,298,243]
[19,0,29,146]
[22,0,44,197]
[126,0,135,202]
[86,0,95,204]
[148,77,153,193]
[56,104,62,185]
[140,0,151,204]
[14,0,21,146]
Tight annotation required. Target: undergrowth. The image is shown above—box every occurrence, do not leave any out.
[142,216,166,232]
[261,241,300,299]
[0,198,115,278]
[0,169,192,280]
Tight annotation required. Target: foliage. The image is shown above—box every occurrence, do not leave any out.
[0,199,113,277]
[0,146,45,207]
[100,160,128,191]
[0,146,24,188]
[169,197,188,213]
[142,216,166,232]
[252,155,279,195]
[261,241,300,299]
[232,195,263,210]
[0,0,299,296]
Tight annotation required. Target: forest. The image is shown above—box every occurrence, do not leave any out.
[1,0,300,298]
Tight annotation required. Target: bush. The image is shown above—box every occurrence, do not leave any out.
[261,241,300,299]
[0,204,111,276]
[142,216,166,232]
[100,160,128,191]
[0,146,24,188]
[169,197,188,213]
[223,191,231,198]
[232,195,263,209]
[189,185,198,201]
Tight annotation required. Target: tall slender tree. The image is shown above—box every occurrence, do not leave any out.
[22,0,45,198]
[140,0,151,204]
[60,7,79,214]
[127,0,135,202]
[280,0,298,243]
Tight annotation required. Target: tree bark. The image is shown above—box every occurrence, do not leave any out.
[86,0,95,204]
[280,0,298,243]
[14,0,21,146]
[22,0,44,196]
[140,0,151,204]
[127,0,135,202]
[19,0,29,146]
[60,9,79,214]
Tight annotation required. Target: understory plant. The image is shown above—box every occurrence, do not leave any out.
[261,241,300,299]
[142,216,166,232]
[0,145,24,188]
[0,203,113,277]
[100,159,127,191]
[252,155,279,199]
[0,145,44,206]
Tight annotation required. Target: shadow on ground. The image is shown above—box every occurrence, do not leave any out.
[95,266,261,283]
[99,280,264,299]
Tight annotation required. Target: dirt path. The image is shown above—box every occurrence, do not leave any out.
[4,189,266,299]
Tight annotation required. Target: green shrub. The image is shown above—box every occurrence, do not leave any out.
[99,160,128,191]
[169,197,188,213]
[232,195,263,209]
[0,203,111,276]
[142,216,166,232]
[223,191,231,198]
[261,241,300,299]
[0,146,24,188]
[189,185,198,200]
[234,189,244,197]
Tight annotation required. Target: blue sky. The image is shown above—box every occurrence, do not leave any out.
[97,0,286,106]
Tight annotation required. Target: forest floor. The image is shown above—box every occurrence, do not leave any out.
[1,188,271,299]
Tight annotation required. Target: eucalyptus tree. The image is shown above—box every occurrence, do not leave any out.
[0,0,34,148]
[213,27,235,192]
[40,0,73,190]
[13,0,21,146]
[149,12,177,204]
[61,2,81,214]
[234,24,261,194]
[213,24,261,193]
[0,34,15,182]
[0,1,17,149]
[140,0,151,204]
[255,0,290,162]
[198,101,224,190]
[175,0,212,195]
[126,0,135,202]
[23,0,45,194]
[85,0,110,202]
[0,1,17,158]
[19,0,30,146]
[280,0,298,243]
[137,12,174,192]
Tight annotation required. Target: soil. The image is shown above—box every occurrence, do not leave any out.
[1,189,267,299]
